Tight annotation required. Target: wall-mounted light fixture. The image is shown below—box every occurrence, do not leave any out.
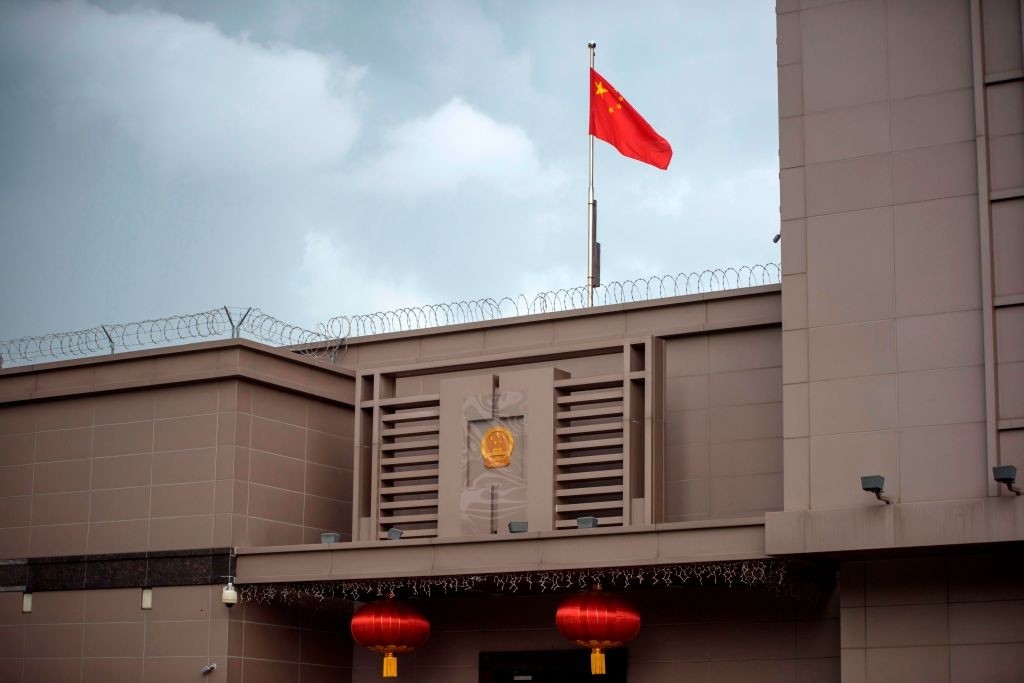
[21,593,31,614]
[576,516,599,529]
[993,465,1022,496]
[860,475,892,504]
[387,528,404,540]
[141,588,153,610]
[508,521,528,533]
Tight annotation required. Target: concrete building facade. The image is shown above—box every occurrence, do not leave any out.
[0,0,1021,681]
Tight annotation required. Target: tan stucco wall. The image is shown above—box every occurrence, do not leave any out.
[838,552,1024,682]
[0,585,230,683]
[774,0,1023,525]
[0,342,355,558]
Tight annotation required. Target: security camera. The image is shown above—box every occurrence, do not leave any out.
[993,465,1022,495]
[860,475,891,504]
[221,581,238,608]
[772,233,781,243]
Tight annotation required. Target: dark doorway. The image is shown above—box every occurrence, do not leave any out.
[479,649,628,683]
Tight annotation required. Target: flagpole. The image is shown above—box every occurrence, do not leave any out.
[587,41,599,307]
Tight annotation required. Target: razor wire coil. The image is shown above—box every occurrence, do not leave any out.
[0,264,779,366]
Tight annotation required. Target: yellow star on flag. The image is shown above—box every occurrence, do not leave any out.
[594,81,608,96]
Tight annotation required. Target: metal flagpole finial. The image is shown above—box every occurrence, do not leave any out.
[587,41,596,49]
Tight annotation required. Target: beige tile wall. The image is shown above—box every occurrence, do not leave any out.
[225,600,350,683]
[839,553,1024,683]
[0,586,357,683]
[777,0,1022,512]
[663,328,784,521]
[236,383,354,547]
[0,585,229,683]
[0,377,353,559]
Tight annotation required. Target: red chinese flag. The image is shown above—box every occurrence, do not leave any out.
[589,68,672,170]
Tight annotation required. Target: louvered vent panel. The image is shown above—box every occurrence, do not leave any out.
[554,375,626,529]
[376,396,440,539]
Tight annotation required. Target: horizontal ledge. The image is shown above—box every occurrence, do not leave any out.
[556,406,624,421]
[556,437,624,451]
[378,513,439,524]
[557,453,624,467]
[374,394,441,409]
[556,389,624,406]
[237,516,770,552]
[379,408,441,423]
[556,422,624,436]
[380,453,439,467]
[379,483,439,496]
[555,500,624,513]
[381,439,440,453]
[376,528,437,540]
[994,294,1024,308]
[379,499,439,510]
[555,516,624,528]
[555,484,624,497]
[990,186,1024,202]
[380,468,439,481]
[556,468,624,482]
[382,424,439,438]
[984,69,1024,84]
[554,374,624,390]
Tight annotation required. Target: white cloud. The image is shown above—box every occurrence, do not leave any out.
[298,231,430,322]
[361,98,565,198]
[619,175,694,218]
[2,0,363,176]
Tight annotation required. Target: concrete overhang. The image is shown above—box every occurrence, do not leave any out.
[236,517,768,585]
[766,496,1024,558]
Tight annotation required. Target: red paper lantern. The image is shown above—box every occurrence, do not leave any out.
[350,597,430,678]
[555,588,640,675]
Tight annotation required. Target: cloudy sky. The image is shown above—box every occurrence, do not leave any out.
[0,0,779,340]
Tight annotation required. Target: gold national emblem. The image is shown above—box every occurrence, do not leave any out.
[480,425,515,469]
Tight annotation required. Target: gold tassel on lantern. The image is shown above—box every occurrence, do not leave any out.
[382,651,398,678]
[590,648,606,675]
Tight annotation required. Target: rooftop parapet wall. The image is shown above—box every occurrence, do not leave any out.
[0,340,356,559]
[0,339,354,406]
[0,267,780,367]
[331,285,782,372]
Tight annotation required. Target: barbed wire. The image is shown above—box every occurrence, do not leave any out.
[0,264,779,367]
[320,264,780,338]
[0,306,339,367]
